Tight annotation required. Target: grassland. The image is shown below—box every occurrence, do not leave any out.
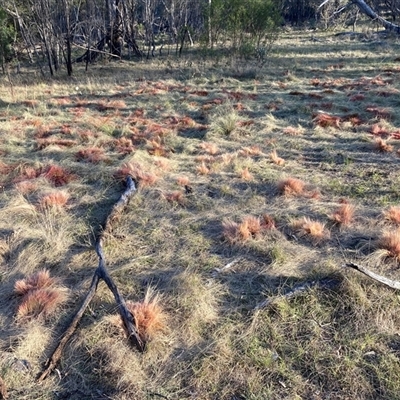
[1,29,400,399]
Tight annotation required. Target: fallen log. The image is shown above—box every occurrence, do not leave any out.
[344,262,400,290]
[254,277,341,310]
[38,176,144,382]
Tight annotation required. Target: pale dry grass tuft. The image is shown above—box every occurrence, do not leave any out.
[270,150,285,166]
[211,112,238,136]
[384,206,400,225]
[292,217,329,242]
[330,203,355,226]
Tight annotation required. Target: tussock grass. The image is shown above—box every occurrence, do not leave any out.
[2,30,400,399]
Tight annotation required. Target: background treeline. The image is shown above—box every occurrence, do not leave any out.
[0,0,398,75]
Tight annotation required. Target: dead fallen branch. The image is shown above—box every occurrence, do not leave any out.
[254,277,341,310]
[38,176,144,382]
[344,262,400,290]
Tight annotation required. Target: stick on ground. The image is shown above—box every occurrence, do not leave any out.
[38,176,144,382]
[344,262,400,290]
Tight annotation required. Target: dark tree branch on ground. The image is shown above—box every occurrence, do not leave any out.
[38,176,144,382]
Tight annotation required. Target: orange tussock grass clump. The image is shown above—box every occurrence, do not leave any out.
[36,138,77,150]
[366,106,392,120]
[330,203,355,226]
[242,216,262,236]
[262,214,276,230]
[39,191,70,209]
[278,178,305,197]
[270,150,285,166]
[292,217,329,242]
[222,219,250,244]
[370,124,390,136]
[146,138,170,157]
[283,126,302,136]
[239,167,253,181]
[376,228,400,261]
[115,162,158,187]
[239,146,262,157]
[113,137,135,154]
[76,147,106,163]
[374,137,393,152]
[196,162,210,175]
[15,180,38,194]
[163,191,185,205]
[198,142,219,155]
[313,113,341,129]
[43,165,76,186]
[97,99,127,111]
[14,269,66,319]
[384,206,400,225]
[177,176,190,186]
[123,289,167,343]
[14,269,56,295]
[222,216,268,244]
[16,289,67,319]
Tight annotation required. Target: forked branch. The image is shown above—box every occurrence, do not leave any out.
[38,176,144,382]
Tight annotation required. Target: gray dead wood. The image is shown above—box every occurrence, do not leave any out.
[344,262,400,290]
[255,277,341,310]
[38,176,144,382]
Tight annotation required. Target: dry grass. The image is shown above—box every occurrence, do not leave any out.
[2,31,400,400]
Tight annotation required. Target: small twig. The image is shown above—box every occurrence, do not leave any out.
[344,262,400,290]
